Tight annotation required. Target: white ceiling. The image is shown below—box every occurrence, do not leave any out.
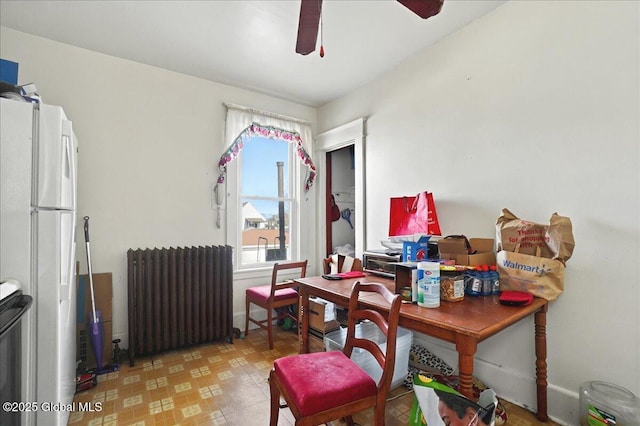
[0,0,505,107]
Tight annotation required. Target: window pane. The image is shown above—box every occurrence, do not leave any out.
[240,199,291,264]
[241,137,289,198]
[239,135,293,266]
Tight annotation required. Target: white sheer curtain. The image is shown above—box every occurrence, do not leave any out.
[223,104,313,154]
[217,104,315,191]
[216,103,316,265]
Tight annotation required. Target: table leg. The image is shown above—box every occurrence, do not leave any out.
[299,288,310,354]
[535,305,549,422]
[455,336,478,399]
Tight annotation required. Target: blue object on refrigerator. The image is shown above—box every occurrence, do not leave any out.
[0,59,19,84]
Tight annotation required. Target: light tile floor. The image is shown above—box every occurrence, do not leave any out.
[70,327,553,425]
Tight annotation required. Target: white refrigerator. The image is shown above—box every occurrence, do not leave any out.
[0,97,78,426]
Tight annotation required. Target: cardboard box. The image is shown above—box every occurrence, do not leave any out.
[438,238,496,266]
[77,273,113,321]
[402,236,430,262]
[308,298,340,333]
[307,329,328,353]
[301,300,341,353]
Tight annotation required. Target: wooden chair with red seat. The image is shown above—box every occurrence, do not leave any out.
[245,260,308,350]
[269,281,402,426]
[322,254,363,275]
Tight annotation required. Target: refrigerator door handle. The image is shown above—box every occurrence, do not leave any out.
[63,134,71,197]
[60,120,78,210]
[62,120,77,210]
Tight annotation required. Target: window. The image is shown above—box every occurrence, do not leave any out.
[218,105,316,271]
[239,136,294,265]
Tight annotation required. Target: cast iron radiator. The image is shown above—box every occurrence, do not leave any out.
[126,245,233,366]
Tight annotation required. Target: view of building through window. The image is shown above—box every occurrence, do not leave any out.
[239,136,293,265]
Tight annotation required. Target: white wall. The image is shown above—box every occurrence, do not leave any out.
[0,26,317,349]
[318,1,639,424]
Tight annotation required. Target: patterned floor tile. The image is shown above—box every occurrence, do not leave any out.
[70,327,553,425]
[173,381,193,393]
[122,394,143,409]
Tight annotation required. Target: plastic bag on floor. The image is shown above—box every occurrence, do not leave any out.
[409,374,497,426]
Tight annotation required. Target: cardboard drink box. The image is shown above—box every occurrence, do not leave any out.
[438,238,496,266]
[402,236,430,262]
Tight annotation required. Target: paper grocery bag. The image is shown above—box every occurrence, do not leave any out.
[496,248,565,301]
[496,208,574,264]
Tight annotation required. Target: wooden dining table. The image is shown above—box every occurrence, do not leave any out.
[294,274,549,422]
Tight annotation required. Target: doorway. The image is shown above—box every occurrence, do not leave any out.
[315,118,365,260]
[327,146,355,256]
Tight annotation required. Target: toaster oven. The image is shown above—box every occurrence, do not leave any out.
[362,249,402,278]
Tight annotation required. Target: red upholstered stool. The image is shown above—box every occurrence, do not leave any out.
[269,281,402,426]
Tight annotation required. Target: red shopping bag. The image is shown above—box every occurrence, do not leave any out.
[388,192,441,237]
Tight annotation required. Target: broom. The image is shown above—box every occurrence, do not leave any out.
[83,216,118,374]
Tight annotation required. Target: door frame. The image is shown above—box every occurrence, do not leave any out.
[315,118,366,259]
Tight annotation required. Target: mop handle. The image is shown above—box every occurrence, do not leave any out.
[84,216,98,323]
